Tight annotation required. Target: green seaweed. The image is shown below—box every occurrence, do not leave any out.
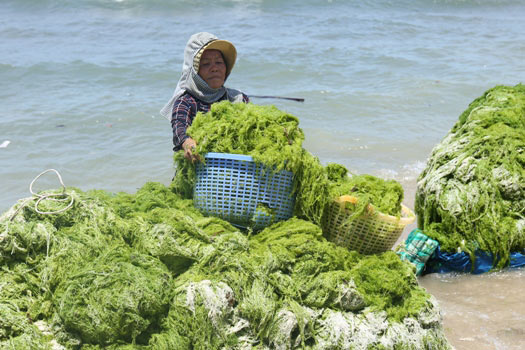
[328,171,404,218]
[1,97,448,349]
[1,182,449,349]
[53,247,172,346]
[171,101,404,227]
[415,84,525,269]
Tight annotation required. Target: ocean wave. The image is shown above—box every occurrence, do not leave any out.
[3,0,523,12]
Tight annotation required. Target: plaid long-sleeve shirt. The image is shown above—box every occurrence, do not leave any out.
[171,91,250,151]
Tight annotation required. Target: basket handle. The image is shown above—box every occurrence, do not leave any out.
[336,195,375,214]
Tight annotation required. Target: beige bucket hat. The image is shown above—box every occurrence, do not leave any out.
[193,39,237,78]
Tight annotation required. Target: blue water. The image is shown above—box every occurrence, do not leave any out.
[1,0,524,211]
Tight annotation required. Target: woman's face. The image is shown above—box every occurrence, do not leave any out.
[198,49,226,89]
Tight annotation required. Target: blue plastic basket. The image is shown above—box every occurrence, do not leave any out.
[193,153,295,230]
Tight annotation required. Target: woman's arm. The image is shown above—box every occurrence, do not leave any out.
[171,95,196,151]
[171,94,201,162]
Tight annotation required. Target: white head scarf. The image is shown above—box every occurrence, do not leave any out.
[160,32,245,121]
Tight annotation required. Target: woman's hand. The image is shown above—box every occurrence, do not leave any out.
[182,138,200,163]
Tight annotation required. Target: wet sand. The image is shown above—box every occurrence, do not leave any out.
[399,179,525,350]
[419,269,525,350]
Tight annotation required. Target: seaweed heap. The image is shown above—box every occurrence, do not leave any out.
[326,164,404,219]
[415,84,525,269]
[172,101,404,225]
[170,102,305,199]
[0,182,451,349]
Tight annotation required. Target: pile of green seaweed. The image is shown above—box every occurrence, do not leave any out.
[326,164,404,219]
[415,84,525,269]
[172,101,404,225]
[0,182,451,349]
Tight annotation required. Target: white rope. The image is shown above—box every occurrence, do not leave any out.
[30,169,74,215]
[7,169,74,222]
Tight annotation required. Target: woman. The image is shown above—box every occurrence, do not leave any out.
[160,32,249,163]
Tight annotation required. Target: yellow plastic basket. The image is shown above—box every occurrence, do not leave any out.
[322,195,415,255]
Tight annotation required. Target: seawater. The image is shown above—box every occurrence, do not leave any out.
[1,0,524,349]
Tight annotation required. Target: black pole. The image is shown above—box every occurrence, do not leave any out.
[250,95,305,102]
